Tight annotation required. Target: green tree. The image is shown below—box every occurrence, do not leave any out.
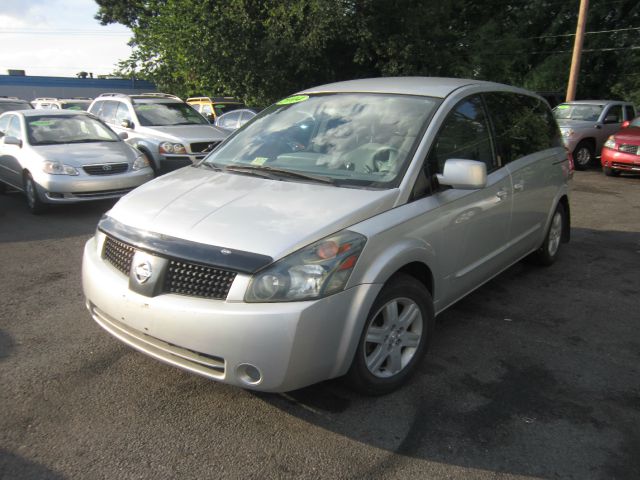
[96,0,640,106]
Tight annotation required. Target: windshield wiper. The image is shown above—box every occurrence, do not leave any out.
[199,162,224,171]
[224,164,334,184]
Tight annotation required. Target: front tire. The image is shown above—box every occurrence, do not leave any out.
[530,203,566,266]
[345,274,434,395]
[573,141,594,170]
[24,173,47,214]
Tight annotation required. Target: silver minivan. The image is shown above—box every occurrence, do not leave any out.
[82,77,571,395]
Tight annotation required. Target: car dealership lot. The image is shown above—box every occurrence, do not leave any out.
[1,171,639,479]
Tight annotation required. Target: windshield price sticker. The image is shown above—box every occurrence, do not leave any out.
[251,157,268,165]
[276,95,309,106]
[557,105,570,109]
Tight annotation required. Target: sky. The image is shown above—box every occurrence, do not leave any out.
[0,0,133,78]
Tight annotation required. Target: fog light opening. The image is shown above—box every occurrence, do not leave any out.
[237,363,262,385]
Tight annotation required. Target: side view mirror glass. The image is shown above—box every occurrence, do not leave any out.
[437,159,487,190]
[118,132,129,140]
[604,115,619,124]
[121,119,133,129]
[2,136,22,148]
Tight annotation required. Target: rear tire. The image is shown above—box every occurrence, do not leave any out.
[345,274,434,395]
[573,141,594,170]
[529,202,565,266]
[24,173,47,214]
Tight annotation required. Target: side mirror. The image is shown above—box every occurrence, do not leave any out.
[2,136,22,148]
[604,114,619,124]
[121,119,133,129]
[621,120,630,128]
[437,159,487,190]
[118,132,129,140]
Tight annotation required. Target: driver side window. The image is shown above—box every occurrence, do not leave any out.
[427,95,495,176]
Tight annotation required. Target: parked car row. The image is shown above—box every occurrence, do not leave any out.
[552,100,638,175]
[0,92,235,212]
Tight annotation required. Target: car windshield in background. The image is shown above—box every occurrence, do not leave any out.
[0,102,30,114]
[27,115,120,146]
[553,104,603,121]
[201,93,439,188]
[214,104,245,116]
[61,102,91,111]
[133,102,209,126]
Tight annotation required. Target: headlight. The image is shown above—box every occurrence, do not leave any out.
[132,155,150,170]
[245,230,367,302]
[42,161,79,175]
[159,142,186,154]
[603,136,617,150]
[560,128,574,138]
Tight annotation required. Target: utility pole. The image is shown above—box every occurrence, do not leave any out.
[566,0,589,101]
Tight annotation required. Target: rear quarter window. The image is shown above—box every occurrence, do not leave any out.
[484,92,562,165]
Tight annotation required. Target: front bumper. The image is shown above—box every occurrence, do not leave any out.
[33,168,153,203]
[601,147,640,172]
[82,236,380,392]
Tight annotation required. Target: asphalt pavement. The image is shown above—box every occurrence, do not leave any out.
[0,170,639,480]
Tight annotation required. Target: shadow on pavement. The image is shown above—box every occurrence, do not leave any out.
[0,449,65,479]
[0,191,116,243]
[256,227,640,479]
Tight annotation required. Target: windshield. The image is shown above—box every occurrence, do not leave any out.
[26,114,120,145]
[133,101,208,126]
[201,93,439,188]
[553,104,604,122]
[214,103,245,116]
[61,102,91,111]
[0,102,31,113]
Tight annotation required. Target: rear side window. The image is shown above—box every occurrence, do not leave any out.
[624,105,636,121]
[427,95,495,175]
[88,100,102,116]
[484,93,561,165]
[99,101,119,124]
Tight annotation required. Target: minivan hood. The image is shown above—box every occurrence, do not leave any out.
[108,166,398,259]
[32,141,137,166]
[143,124,228,143]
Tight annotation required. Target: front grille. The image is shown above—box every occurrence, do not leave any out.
[190,141,220,153]
[102,235,237,300]
[164,260,236,299]
[83,163,129,175]
[103,236,135,275]
[618,144,639,155]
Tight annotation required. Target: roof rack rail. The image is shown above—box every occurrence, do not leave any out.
[97,92,129,98]
[135,92,181,100]
[186,96,213,102]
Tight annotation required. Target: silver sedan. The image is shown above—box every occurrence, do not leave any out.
[0,110,153,213]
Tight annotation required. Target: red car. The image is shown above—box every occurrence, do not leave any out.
[601,117,640,176]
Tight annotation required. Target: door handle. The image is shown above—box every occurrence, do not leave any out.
[496,189,509,200]
[514,182,524,192]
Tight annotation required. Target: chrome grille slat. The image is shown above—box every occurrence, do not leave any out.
[618,144,639,155]
[190,141,220,153]
[83,163,129,175]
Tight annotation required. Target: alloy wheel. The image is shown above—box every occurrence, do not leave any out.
[364,297,423,378]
